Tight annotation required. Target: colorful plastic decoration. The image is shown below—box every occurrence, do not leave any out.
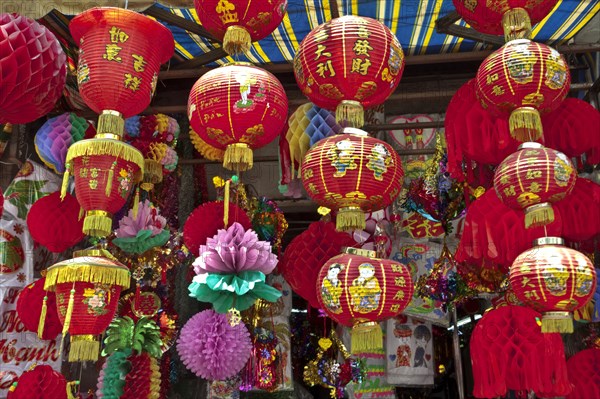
[16,278,62,340]
[113,200,170,254]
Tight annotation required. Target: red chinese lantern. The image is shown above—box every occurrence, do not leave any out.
[27,192,84,253]
[193,0,287,55]
[0,13,66,124]
[17,278,62,340]
[476,39,570,141]
[301,128,403,231]
[7,365,71,399]
[0,186,3,216]
[294,15,404,128]
[44,250,130,362]
[188,63,288,171]
[61,138,144,237]
[493,142,576,228]
[453,0,559,40]
[70,7,174,139]
[566,348,600,399]
[316,248,413,353]
[509,237,596,333]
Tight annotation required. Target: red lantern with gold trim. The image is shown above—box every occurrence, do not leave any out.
[294,15,404,128]
[476,39,570,141]
[70,7,174,139]
[453,0,559,40]
[193,0,287,55]
[44,250,130,362]
[301,127,403,231]
[316,248,413,353]
[509,237,596,333]
[493,142,576,228]
[188,63,288,171]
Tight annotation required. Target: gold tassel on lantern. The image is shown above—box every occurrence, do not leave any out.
[509,107,543,141]
[69,335,100,362]
[223,25,251,55]
[133,187,140,218]
[351,322,383,353]
[223,178,231,226]
[83,210,113,238]
[502,8,532,41]
[44,261,131,289]
[37,294,48,339]
[336,100,365,128]
[142,158,163,191]
[105,161,116,197]
[60,285,76,354]
[542,311,573,333]
[96,110,125,140]
[60,164,71,200]
[224,143,253,171]
[524,202,555,228]
[336,206,366,231]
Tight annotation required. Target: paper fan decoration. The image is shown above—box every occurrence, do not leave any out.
[177,309,252,381]
[34,113,95,174]
[183,201,252,257]
[16,278,62,340]
[189,127,225,161]
[113,200,170,254]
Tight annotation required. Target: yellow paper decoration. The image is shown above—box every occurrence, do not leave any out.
[286,103,313,177]
[189,127,225,161]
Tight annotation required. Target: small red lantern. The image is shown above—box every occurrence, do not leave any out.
[27,192,84,253]
[294,15,404,127]
[193,0,287,55]
[316,248,413,353]
[494,142,576,228]
[188,63,288,171]
[301,128,403,231]
[453,0,559,40]
[44,250,130,362]
[70,7,174,139]
[0,13,66,124]
[476,39,570,141]
[509,237,596,333]
[17,278,62,340]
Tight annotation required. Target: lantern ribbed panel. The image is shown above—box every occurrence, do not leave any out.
[293,16,404,112]
[316,251,413,327]
[509,241,596,332]
[188,63,288,151]
[0,14,66,124]
[453,0,559,36]
[69,7,174,117]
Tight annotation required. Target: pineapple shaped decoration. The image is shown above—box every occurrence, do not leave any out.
[96,317,163,399]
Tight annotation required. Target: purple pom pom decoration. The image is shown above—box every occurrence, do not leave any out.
[306,105,342,146]
[177,309,252,381]
[124,115,141,138]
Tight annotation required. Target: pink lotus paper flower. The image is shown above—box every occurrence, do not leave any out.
[193,222,278,275]
[115,200,167,238]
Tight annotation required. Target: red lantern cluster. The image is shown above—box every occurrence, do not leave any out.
[294,15,404,127]
[0,13,66,124]
[509,237,596,333]
[301,128,403,231]
[188,63,288,171]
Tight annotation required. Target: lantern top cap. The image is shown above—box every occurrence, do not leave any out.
[342,127,368,137]
[223,61,255,68]
[534,236,565,246]
[505,38,531,46]
[518,141,543,150]
[342,247,376,258]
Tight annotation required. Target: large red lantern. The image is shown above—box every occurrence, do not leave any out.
[70,7,174,139]
[294,16,404,128]
[316,248,413,353]
[509,237,596,333]
[188,63,288,171]
[44,250,130,362]
[476,39,570,141]
[0,13,66,124]
[494,142,576,228]
[453,0,559,40]
[301,128,403,231]
[193,0,287,55]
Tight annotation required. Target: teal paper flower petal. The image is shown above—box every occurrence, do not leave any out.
[113,229,170,254]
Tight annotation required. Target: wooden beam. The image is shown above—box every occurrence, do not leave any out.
[171,47,228,70]
[144,4,218,41]
[330,0,340,19]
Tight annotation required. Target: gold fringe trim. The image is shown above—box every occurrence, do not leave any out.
[83,211,113,238]
[336,100,364,128]
[502,8,532,41]
[224,179,231,227]
[524,203,554,229]
[45,262,131,290]
[61,165,71,200]
[133,187,140,218]
[37,295,48,339]
[223,25,251,55]
[68,335,100,362]
[96,111,124,140]
[541,312,573,334]
[509,107,543,142]
[65,139,144,174]
[143,159,163,185]
[351,322,382,354]
[223,143,253,171]
[336,207,366,231]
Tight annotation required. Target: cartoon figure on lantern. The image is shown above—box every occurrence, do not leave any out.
[575,258,595,297]
[328,139,358,177]
[77,48,90,85]
[321,263,344,314]
[117,167,133,198]
[542,257,569,296]
[83,285,110,316]
[413,324,431,368]
[216,0,238,23]
[235,73,258,110]
[349,263,382,313]
[393,320,412,368]
[545,51,568,90]
[554,152,574,187]
[388,44,403,76]
[506,45,537,84]
[367,143,392,181]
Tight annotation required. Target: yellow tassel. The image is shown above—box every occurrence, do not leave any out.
[502,8,532,41]
[37,294,48,339]
[223,179,231,227]
[541,312,573,333]
[524,203,555,229]
[133,187,140,218]
[66,381,80,399]
[83,210,113,238]
[336,207,366,231]
[59,285,76,355]
[105,161,116,197]
[351,322,383,354]
[223,143,253,171]
[509,107,543,142]
[143,158,163,185]
[61,165,70,200]
[78,207,84,221]
[96,110,125,140]
[68,335,100,362]
[223,25,251,55]
[336,100,365,128]
[44,261,131,290]
[8,382,17,392]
